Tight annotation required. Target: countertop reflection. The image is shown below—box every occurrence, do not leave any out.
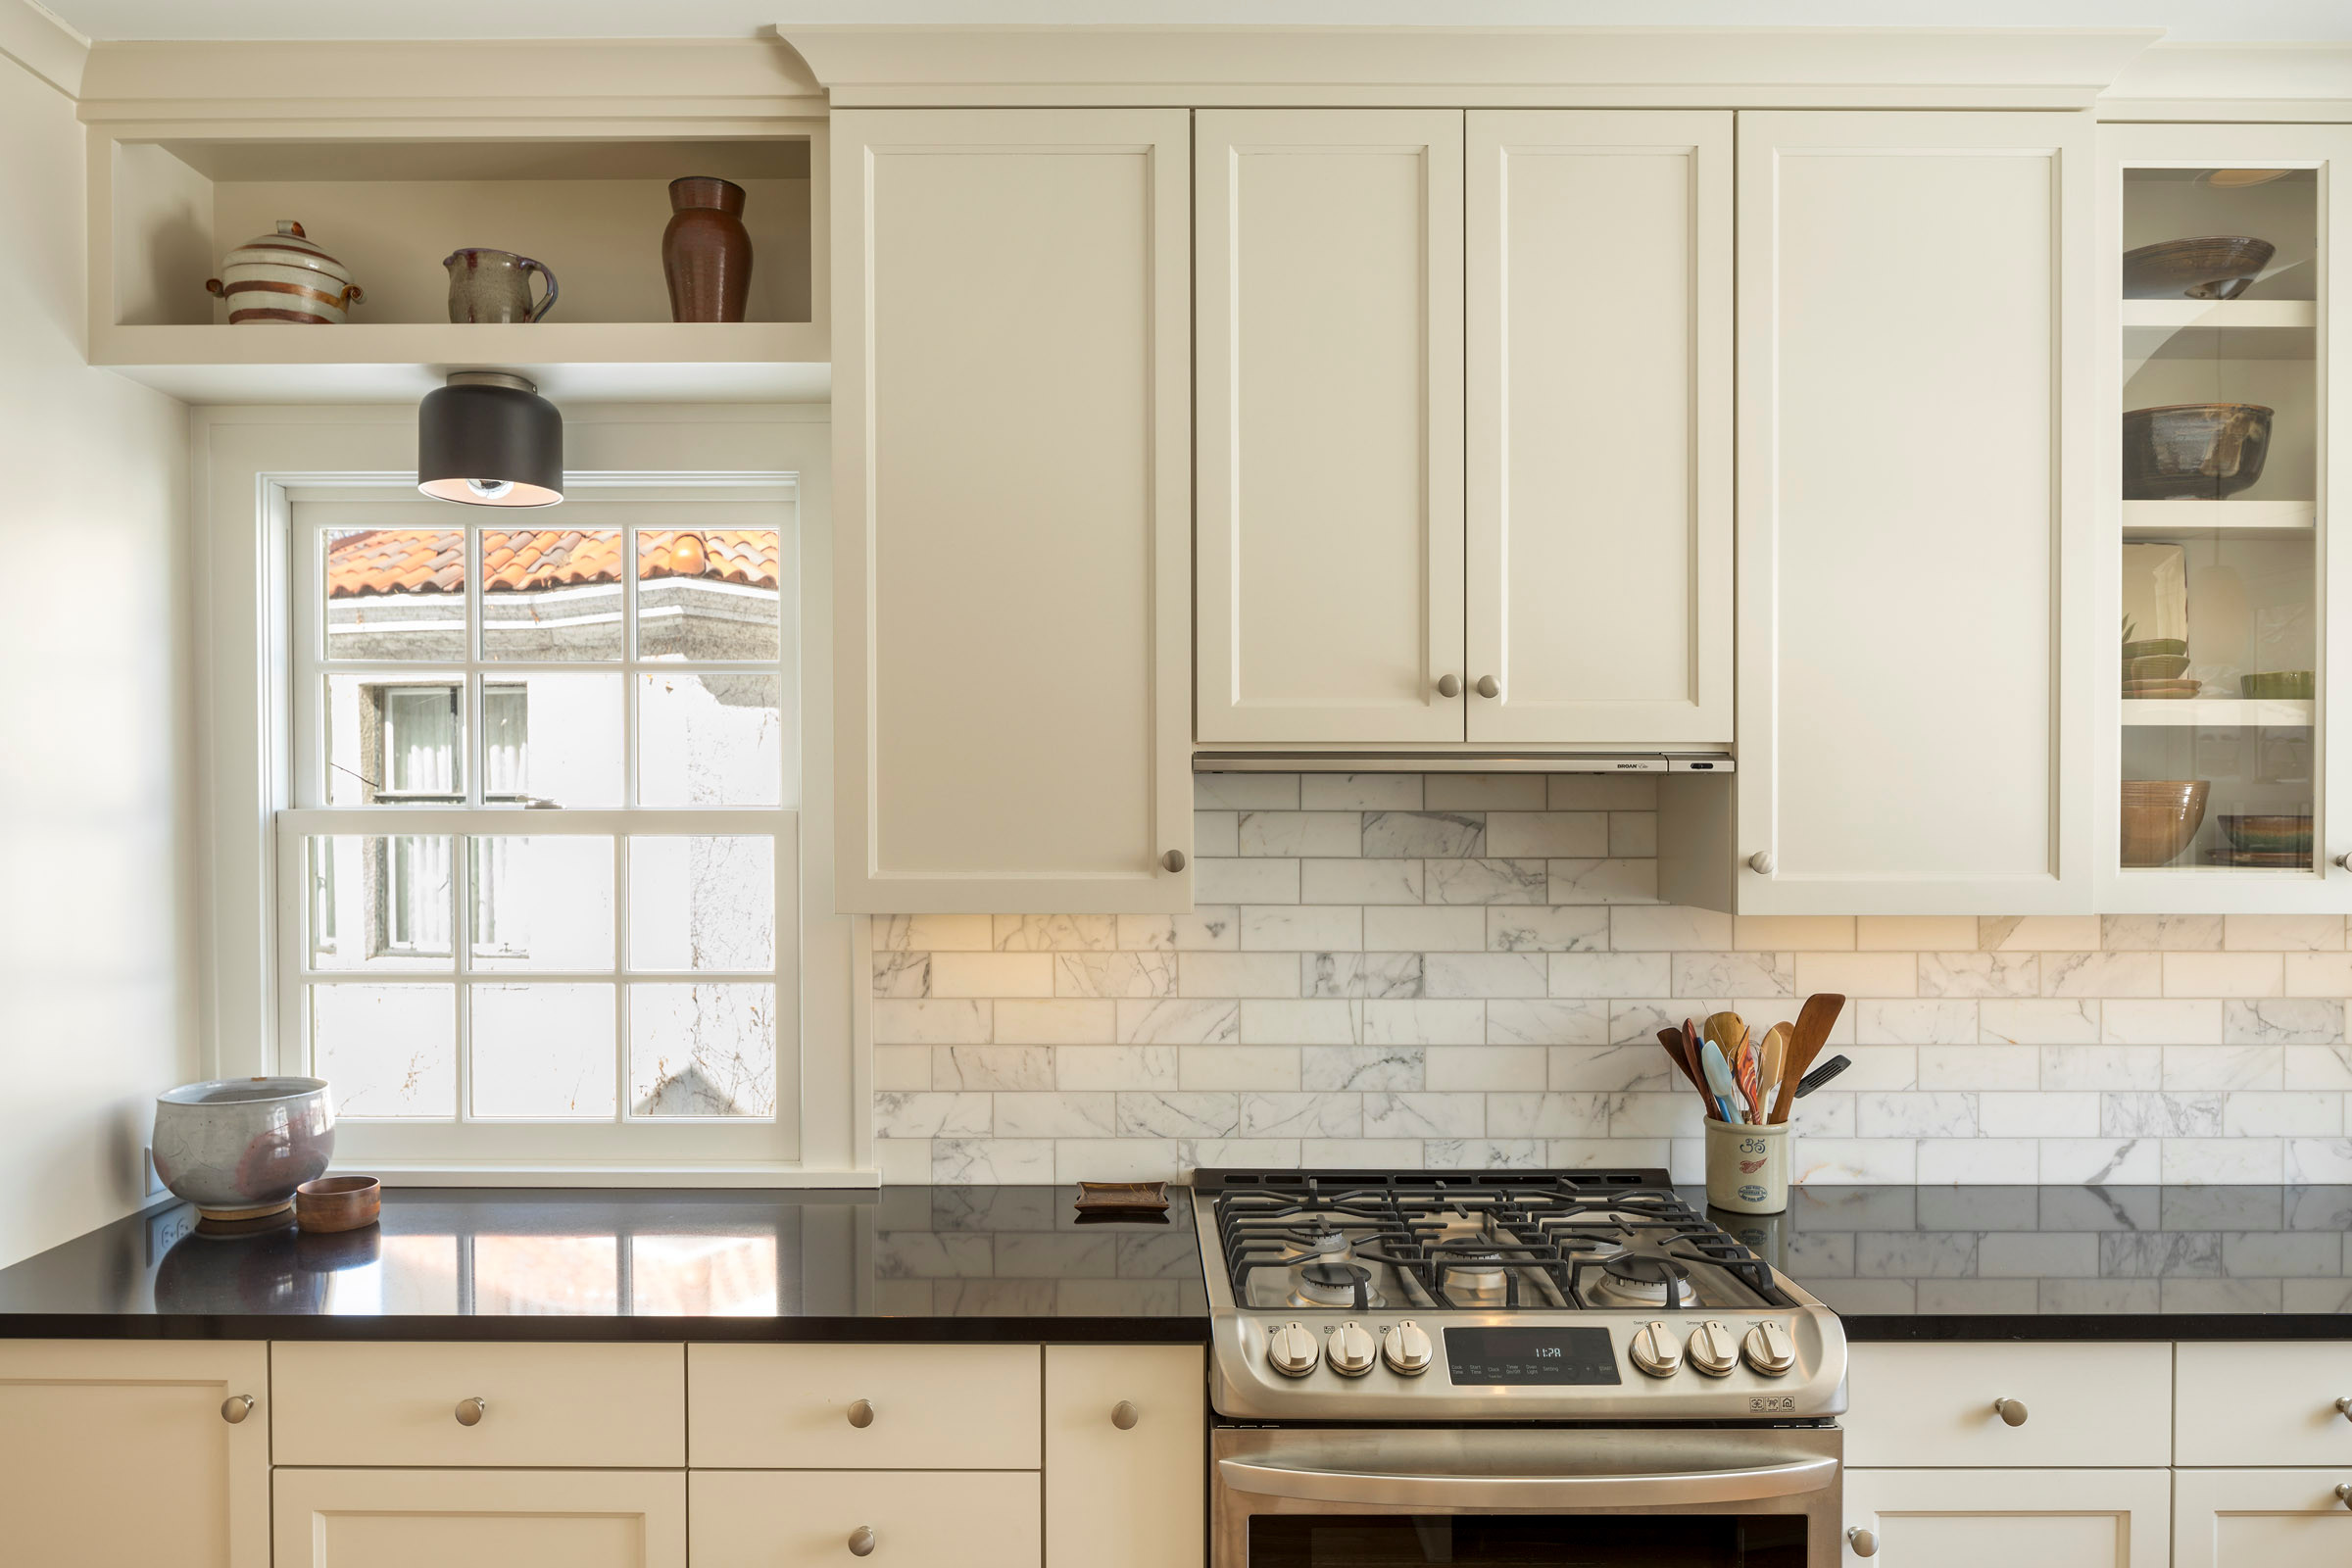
[0,1186,1207,1342]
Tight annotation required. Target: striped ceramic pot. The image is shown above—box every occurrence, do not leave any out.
[204,220,366,324]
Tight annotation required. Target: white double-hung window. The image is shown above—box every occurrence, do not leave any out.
[276,487,806,1170]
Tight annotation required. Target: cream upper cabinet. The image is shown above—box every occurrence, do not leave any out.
[1045,1346,1204,1568]
[832,109,1193,912]
[0,1339,270,1568]
[1843,1468,2171,1566]
[2095,124,2352,912]
[1196,109,1466,745]
[1465,111,1733,746]
[1736,111,2095,913]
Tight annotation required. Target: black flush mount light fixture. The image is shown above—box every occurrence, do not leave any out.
[416,370,564,507]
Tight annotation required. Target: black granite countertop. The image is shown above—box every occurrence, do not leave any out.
[0,1186,1206,1342]
[3,1183,2345,1343]
[1751,1185,2352,1340]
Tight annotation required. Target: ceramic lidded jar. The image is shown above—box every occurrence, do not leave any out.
[205,220,365,324]
[662,176,753,322]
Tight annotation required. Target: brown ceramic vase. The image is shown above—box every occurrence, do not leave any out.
[663,176,753,322]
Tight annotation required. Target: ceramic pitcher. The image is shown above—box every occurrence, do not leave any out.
[444,248,558,322]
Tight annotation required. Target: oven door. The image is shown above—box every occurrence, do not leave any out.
[1214,1426,1840,1567]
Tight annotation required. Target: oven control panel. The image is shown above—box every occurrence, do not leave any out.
[1443,1325,1621,1385]
[1213,1307,1847,1422]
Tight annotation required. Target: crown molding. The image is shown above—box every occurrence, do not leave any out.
[74,36,825,122]
[2099,41,2352,121]
[1,0,88,98]
[776,24,2164,110]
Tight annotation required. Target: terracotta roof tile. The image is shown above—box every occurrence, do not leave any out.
[326,527,779,598]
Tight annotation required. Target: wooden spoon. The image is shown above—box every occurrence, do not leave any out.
[1655,1027,1720,1119]
[1768,993,1846,1125]
[1756,1021,1792,1122]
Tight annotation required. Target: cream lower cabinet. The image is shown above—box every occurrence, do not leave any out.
[1047,1345,1205,1568]
[0,1339,270,1568]
[694,1470,1041,1568]
[830,108,1194,913]
[1736,111,2095,913]
[1842,1468,2170,1565]
[2175,1469,2352,1567]
[273,1468,684,1568]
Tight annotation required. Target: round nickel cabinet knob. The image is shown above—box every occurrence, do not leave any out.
[1687,1320,1740,1378]
[1266,1321,1321,1379]
[2335,1483,2352,1509]
[1381,1320,1434,1377]
[1161,850,1187,873]
[1111,1400,1140,1430]
[1326,1321,1377,1379]
[220,1395,255,1424]
[1847,1526,1880,1557]
[1741,1320,1797,1378]
[1629,1319,1683,1379]
[1436,673,1462,699]
[1994,1397,2029,1427]
[2335,1396,2351,1422]
[847,1398,876,1428]
[455,1396,488,1427]
[848,1525,876,1557]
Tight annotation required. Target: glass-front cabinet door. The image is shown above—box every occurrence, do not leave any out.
[2099,125,2352,910]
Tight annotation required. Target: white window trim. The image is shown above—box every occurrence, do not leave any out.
[194,404,871,1186]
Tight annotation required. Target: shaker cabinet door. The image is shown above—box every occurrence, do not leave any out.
[1196,109,1467,745]
[1843,1468,2169,1566]
[832,109,1193,912]
[1736,112,2094,913]
[1464,111,1733,747]
[0,1339,270,1568]
[2175,1469,2352,1568]
[272,1469,684,1568]
[1045,1346,1203,1568]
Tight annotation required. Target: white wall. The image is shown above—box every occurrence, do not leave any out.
[0,42,196,1267]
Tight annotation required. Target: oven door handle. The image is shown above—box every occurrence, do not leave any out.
[1216,1452,1838,1510]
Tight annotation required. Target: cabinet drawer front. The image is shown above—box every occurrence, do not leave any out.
[273,1468,683,1568]
[2178,1343,2352,1466]
[271,1343,684,1468]
[1845,1343,2171,1467]
[694,1470,1040,1568]
[690,1344,1041,1468]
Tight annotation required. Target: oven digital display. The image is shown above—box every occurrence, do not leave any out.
[1443,1326,1621,1386]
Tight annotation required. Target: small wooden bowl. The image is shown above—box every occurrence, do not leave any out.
[294,1175,381,1234]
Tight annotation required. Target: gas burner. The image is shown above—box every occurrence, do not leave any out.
[1289,1261,1379,1310]
[1437,1250,1509,1306]
[1593,1253,1691,1310]
[1278,1226,1351,1265]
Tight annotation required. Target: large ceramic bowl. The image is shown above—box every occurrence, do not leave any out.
[2120,780,2210,868]
[2122,403,2273,500]
[152,1077,335,1221]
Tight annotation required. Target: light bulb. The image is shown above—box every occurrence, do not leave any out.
[466,478,515,502]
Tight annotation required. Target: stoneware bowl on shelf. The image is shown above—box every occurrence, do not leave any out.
[2120,780,2211,868]
[2219,813,2314,856]
[2122,235,2277,300]
[151,1077,335,1222]
[2123,403,2273,500]
[2239,670,2314,700]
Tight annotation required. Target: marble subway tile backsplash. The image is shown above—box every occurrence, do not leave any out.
[869,775,2352,1187]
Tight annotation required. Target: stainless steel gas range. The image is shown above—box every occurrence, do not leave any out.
[1192,1168,1852,1567]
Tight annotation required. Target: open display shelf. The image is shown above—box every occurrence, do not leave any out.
[95,132,826,403]
[2120,698,2315,727]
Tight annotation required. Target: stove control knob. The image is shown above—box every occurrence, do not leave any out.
[1266,1321,1320,1379]
[1688,1320,1740,1378]
[1741,1320,1797,1378]
[1629,1320,1683,1379]
[1327,1321,1378,1378]
[1381,1320,1434,1376]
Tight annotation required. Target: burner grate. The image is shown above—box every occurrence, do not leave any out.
[1202,1168,1793,1312]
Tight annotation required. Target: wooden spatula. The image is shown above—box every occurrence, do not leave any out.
[1756,1021,1791,1122]
[1768,993,1845,1125]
